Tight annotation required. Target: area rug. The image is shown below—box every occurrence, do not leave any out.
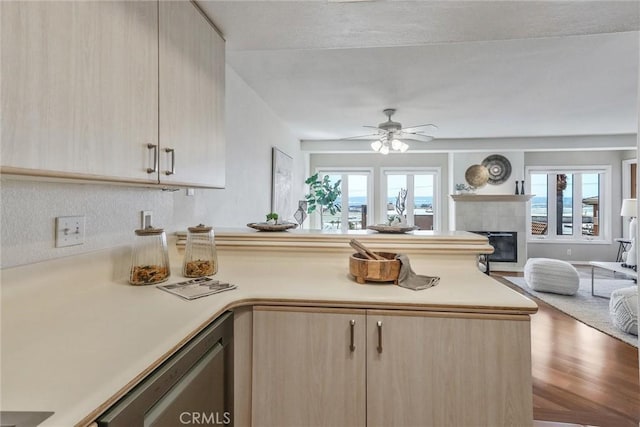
[504,276,638,347]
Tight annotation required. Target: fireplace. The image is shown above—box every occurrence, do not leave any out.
[453,194,531,272]
[471,231,518,262]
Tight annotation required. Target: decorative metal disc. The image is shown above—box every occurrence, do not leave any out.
[482,154,512,185]
[464,164,489,188]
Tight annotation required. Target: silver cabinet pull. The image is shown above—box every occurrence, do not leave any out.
[349,320,356,352]
[165,148,175,175]
[146,144,158,174]
[377,321,383,353]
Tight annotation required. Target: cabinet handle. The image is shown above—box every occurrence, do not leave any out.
[349,320,356,352]
[377,321,383,353]
[146,144,158,174]
[165,148,175,175]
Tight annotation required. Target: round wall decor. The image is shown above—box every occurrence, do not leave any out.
[482,154,512,185]
[464,164,489,188]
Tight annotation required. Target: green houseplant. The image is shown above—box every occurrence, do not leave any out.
[265,212,279,224]
[304,173,341,229]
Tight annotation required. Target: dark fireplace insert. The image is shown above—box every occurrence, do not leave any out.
[471,231,518,274]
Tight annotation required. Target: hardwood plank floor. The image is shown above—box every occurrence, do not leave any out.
[492,272,640,427]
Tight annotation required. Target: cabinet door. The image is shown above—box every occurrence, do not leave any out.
[1,1,158,183]
[367,310,533,427]
[252,306,366,427]
[158,1,225,188]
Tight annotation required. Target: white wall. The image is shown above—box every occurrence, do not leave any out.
[0,66,303,268]
[172,66,304,229]
[452,152,525,195]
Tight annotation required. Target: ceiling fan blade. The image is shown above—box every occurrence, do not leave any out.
[401,124,439,132]
[400,137,434,143]
[400,134,434,142]
[343,133,381,140]
[363,125,384,131]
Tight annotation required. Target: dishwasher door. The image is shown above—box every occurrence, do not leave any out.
[98,312,233,427]
[145,342,226,426]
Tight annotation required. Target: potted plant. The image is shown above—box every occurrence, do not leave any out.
[265,212,279,225]
[304,173,341,229]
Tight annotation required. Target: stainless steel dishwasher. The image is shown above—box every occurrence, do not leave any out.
[98,312,233,427]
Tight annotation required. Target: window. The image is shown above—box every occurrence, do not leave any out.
[381,169,440,230]
[314,169,373,231]
[527,166,611,243]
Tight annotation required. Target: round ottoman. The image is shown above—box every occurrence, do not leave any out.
[524,258,580,295]
[609,286,638,336]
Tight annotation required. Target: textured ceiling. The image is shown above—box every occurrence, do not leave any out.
[199,1,640,145]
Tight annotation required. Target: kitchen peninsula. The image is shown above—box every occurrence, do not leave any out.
[1,230,537,426]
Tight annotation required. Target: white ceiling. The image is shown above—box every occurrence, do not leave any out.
[198,1,640,148]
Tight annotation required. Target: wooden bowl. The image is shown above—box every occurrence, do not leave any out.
[349,252,400,285]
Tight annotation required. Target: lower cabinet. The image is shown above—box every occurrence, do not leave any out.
[251,306,532,427]
[252,307,367,427]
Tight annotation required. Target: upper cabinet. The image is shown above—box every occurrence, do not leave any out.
[1,1,225,189]
[1,1,159,184]
[159,2,225,188]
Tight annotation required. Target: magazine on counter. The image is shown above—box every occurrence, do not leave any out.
[157,277,237,300]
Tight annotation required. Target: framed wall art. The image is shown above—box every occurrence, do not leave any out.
[271,147,294,218]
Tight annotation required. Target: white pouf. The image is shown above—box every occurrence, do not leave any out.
[524,258,580,295]
[609,286,638,336]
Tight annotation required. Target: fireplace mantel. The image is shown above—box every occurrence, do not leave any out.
[451,194,534,202]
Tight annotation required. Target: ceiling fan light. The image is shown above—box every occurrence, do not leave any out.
[391,139,402,150]
[370,140,382,151]
[380,145,390,155]
[399,142,409,153]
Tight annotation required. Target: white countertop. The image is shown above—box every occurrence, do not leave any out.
[1,231,536,426]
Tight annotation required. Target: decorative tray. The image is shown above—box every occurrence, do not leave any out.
[247,222,298,232]
[367,224,418,234]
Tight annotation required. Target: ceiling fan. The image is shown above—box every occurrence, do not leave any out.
[346,108,438,154]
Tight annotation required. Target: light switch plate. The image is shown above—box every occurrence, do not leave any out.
[141,211,153,229]
[55,216,85,248]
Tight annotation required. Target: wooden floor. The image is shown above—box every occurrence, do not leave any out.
[492,272,640,427]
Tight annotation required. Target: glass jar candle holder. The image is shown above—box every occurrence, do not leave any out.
[129,226,170,285]
[183,224,218,277]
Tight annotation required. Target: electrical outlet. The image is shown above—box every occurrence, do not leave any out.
[55,216,85,248]
[186,188,195,196]
[141,210,153,229]
[567,248,572,256]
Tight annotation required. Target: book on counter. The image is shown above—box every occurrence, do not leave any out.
[157,277,237,300]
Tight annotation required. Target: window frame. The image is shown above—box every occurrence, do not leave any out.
[380,167,441,231]
[526,165,612,244]
[313,167,374,231]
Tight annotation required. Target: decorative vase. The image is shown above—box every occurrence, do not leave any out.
[294,200,308,228]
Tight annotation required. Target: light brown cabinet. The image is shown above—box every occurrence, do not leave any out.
[251,306,533,427]
[1,1,159,183]
[252,307,367,427]
[366,310,533,426]
[159,1,225,188]
[1,1,225,188]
